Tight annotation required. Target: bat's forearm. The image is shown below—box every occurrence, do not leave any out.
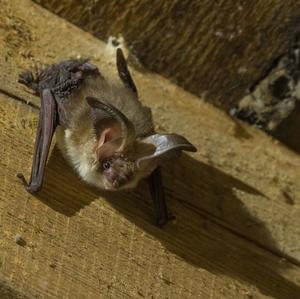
[17,89,58,194]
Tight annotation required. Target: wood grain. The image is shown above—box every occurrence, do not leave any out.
[0,0,300,298]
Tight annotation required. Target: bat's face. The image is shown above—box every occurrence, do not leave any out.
[93,143,159,191]
[102,157,132,189]
[97,157,157,190]
[97,154,137,190]
[94,148,173,191]
[86,97,196,191]
[79,156,150,191]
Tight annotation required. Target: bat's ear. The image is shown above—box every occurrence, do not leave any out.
[86,97,136,159]
[135,134,197,171]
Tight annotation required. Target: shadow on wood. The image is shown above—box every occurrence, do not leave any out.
[34,147,300,299]
[0,281,30,299]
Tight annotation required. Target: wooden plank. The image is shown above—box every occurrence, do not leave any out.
[0,93,300,298]
[0,0,300,297]
[1,0,300,263]
[34,0,300,108]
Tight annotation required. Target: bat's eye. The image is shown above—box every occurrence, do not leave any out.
[102,160,111,170]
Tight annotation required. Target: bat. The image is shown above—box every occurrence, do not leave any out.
[17,49,197,227]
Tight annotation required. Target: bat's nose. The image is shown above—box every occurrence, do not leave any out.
[105,171,122,189]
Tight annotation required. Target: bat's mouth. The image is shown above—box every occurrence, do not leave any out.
[104,171,133,191]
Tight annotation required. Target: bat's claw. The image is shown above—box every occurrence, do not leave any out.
[16,172,28,186]
[155,215,176,228]
[16,173,40,194]
[18,71,38,92]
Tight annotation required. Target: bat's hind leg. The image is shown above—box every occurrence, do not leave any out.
[18,70,38,92]
[149,167,176,227]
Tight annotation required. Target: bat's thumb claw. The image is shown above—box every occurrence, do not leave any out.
[16,173,28,186]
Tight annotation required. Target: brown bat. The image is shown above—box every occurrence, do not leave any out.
[17,49,197,226]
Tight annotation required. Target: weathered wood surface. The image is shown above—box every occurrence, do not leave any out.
[1,0,300,298]
[35,0,300,109]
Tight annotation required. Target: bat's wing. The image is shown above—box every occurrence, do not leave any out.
[17,89,58,193]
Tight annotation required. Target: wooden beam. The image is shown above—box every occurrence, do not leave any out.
[1,1,300,298]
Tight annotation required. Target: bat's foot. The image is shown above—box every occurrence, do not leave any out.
[155,215,176,228]
[18,71,38,92]
[16,173,40,194]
